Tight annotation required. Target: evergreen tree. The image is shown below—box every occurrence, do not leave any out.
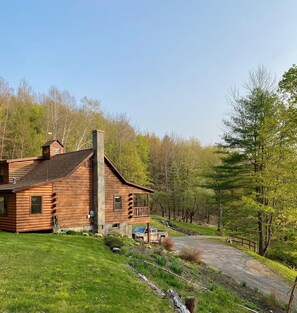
[219,68,282,255]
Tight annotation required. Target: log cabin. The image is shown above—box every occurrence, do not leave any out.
[0,130,152,236]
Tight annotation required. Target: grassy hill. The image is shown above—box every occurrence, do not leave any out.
[0,231,172,313]
[151,215,219,236]
[0,228,291,313]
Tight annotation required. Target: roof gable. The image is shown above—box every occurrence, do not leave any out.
[104,156,153,193]
[42,140,64,148]
[0,150,153,193]
[0,149,93,192]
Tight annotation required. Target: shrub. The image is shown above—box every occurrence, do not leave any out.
[161,237,174,251]
[170,261,183,274]
[119,246,130,256]
[154,255,167,266]
[66,230,78,235]
[179,246,201,263]
[104,235,125,250]
[262,291,280,310]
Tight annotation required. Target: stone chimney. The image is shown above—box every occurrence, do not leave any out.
[92,130,105,234]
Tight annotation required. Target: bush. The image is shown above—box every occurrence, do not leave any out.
[160,237,174,251]
[104,235,125,250]
[170,261,183,274]
[154,255,167,266]
[269,246,297,268]
[179,246,201,263]
[262,291,280,310]
[66,230,78,235]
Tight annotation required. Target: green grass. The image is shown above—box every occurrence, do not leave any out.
[167,219,219,236]
[128,247,254,313]
[133,215,184,237]
[0,232,172,313]
[150,216,184,237]
[151,214,219,236]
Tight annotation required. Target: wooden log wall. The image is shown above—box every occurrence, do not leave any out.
[16,184,53,232]
[104,164,150,225]
[53,160,92,229]
[0,193,16,231]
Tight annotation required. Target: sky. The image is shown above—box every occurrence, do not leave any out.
[0,0,297,146]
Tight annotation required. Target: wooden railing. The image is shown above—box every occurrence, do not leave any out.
[133,206,149,217]
[228,237,257,252]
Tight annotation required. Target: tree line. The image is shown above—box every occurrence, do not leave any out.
[1,64,297,262]
[0,78,216,224]
[207,65,297,262]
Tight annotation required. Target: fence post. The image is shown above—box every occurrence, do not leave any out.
[185,296,197,313]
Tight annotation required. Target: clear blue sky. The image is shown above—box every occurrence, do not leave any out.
[0,1,297,145]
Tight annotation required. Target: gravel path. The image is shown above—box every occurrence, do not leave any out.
[172,236,297,310]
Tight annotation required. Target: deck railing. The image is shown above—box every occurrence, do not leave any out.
[133,206,149,217]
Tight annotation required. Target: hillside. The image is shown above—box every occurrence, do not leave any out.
[0,229,294,313]
[0,232,171,313]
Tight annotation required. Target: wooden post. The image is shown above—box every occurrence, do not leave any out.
[185,296,196,313]
[287,276,297,313]
[147,222,150,243]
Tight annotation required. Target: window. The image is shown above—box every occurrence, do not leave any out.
[133,194,148,207]
[0,196,7,215]
[113,196,122,211]
[112,223,120,229]
[31,196,42,214]
[54,147,60,154]
[0,168,4,183]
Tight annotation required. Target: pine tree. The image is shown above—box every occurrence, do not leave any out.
[219,68,283,255]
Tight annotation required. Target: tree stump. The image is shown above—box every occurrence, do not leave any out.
[185,296,197,313]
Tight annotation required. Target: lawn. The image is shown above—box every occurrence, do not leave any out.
[151,215,219,236]
[0,232,172,313]
[150,216,183,237]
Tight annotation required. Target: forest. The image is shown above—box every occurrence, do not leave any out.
[0,64,297,266]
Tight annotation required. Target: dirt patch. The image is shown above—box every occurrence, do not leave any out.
[246,259,278,277]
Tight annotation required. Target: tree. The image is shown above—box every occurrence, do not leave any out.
[104,114,149,185]
[219,67,285,255]
[0,78,13,159]
[43,86,76,148]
